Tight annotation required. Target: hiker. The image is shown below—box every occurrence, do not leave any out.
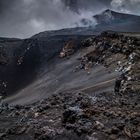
[114,77,122,94]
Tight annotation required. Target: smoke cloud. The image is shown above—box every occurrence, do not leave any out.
[111,0,140,14]
[0,0,139,38]
[0,0,110,38]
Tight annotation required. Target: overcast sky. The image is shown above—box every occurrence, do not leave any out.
[0,0,140,38]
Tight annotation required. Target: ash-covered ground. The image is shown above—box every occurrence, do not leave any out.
[0,32,140,140]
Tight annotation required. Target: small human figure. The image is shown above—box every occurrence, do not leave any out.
[114,77,122,94]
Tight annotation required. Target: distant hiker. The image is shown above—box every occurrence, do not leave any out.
[114,77,122,94]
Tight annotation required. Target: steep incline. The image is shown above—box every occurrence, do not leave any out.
[4,49,118,105]
[1,35,93,102]
[0,32,140,140]
[1,31,140,105]
[0,32,121,104]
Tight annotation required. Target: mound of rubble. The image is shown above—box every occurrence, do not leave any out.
[0,91,140,140]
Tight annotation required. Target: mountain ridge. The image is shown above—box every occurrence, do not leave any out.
[32,9,140,39]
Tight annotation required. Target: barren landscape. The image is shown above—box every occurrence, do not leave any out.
[0,8,140,140]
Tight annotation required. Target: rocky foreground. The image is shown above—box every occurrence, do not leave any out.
[0,91,140,140]
[0,32,140,140]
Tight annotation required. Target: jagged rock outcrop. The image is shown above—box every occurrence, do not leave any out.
[76,32,140,93]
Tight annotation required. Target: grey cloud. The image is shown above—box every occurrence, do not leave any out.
[0,0,139,38]
[0,0,100,38]
[111,0,140,15]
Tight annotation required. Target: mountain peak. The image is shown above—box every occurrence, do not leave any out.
[103,9,114,13]
[94,9,115,23]
[101,9,117,17]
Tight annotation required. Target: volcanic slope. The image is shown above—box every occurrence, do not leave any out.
[0,32,140,140]
[3,34,118,105]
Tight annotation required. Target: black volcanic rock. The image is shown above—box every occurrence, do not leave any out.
[0,91,140,140]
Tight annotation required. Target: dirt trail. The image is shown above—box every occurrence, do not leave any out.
[80,78,116,92]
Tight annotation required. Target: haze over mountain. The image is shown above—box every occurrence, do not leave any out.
[32,9,140,38]
[0,0,140,38]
